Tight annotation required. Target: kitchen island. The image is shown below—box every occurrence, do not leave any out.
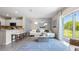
[0,29,24,45]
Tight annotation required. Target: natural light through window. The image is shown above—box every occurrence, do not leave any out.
[64,11,79,40]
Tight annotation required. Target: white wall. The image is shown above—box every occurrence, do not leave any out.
[0,17,5,26]
[24,18,51,32]
[24,18,32,32]
[50,12,60,38]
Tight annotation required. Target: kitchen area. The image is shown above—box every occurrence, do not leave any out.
[0,16,27,45]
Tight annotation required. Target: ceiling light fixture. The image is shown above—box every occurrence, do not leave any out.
[6,14,9,17]
[34,22,38,25]
[44,23,48,26]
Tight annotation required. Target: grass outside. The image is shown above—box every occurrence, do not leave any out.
[64,29,79,39]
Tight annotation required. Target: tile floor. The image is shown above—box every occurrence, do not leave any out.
[0,37,71,51]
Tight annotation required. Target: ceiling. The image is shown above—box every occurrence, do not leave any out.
[0,7,63,18]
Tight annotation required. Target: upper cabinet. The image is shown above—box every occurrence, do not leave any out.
[0,16,24,30]
[16,17,23,20]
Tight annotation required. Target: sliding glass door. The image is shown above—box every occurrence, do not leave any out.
[63,11,79,41]
[75,12,79,39]
[64,14,73,40]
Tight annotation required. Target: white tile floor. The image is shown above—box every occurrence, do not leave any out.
[0,37,72,51]
[0,37,32,51]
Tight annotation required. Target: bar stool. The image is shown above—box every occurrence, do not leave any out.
[15,34,20,41]
[20,33,24,40]
[11,34,16,42]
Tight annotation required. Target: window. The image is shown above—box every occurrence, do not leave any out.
[75,12,79,39]
[64,14,73,39]
[63,11,79,41]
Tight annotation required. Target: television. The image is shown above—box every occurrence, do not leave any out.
[10,23,16,26]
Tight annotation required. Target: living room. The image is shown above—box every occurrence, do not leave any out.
[0,7,79,51]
